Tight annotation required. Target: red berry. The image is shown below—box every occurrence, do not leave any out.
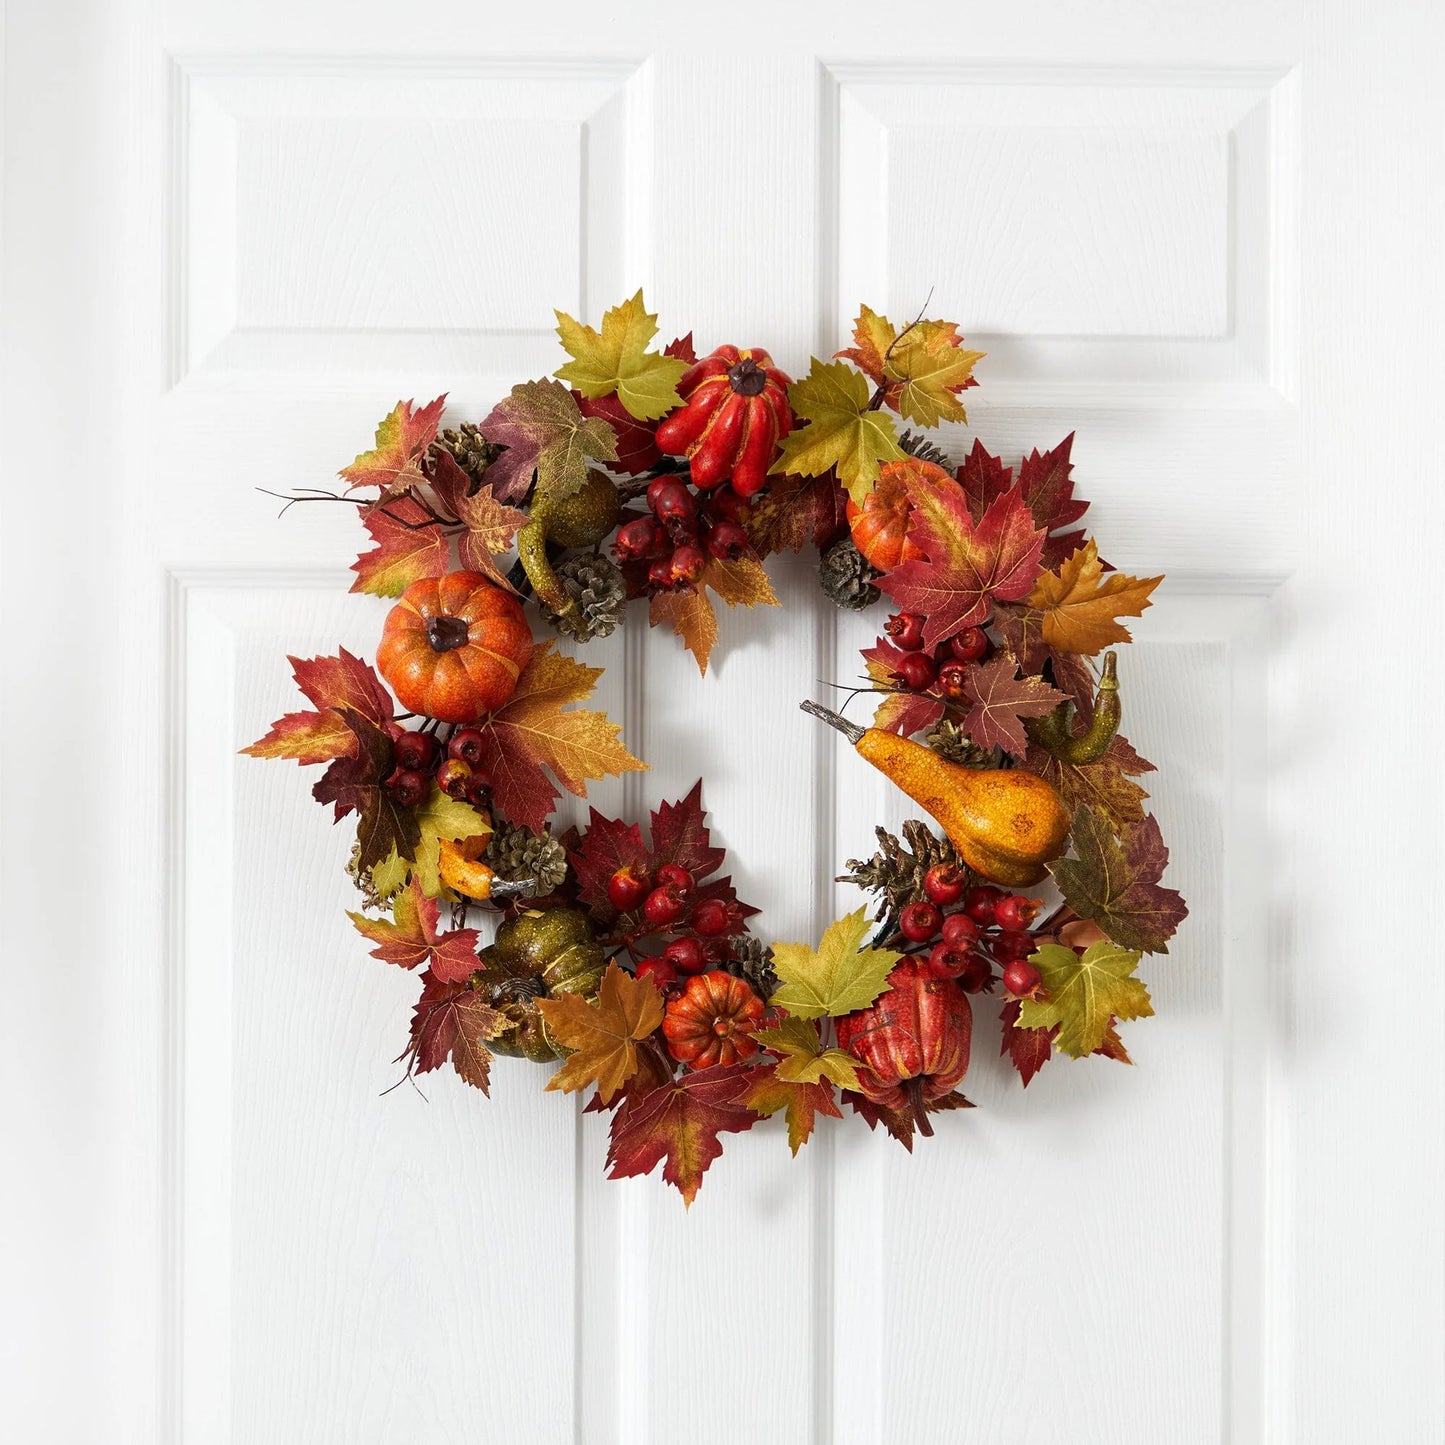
[692,897,730,936]
[435,758,472,800]
[655,862,695,897]
[941,913,980,950]
[993,895,1042,931]
[709,487,751,525]
[663,936,706,975]
[964,884,1004,926]
[936,659,970,699]
[648,556,676,589]
[923,863,967,907]
[950,627,990,663]
[959,955,994,993]
[643,885,687,927]
[885,611,928,650]
[925,941,971,979]
[615,516,668,561]
[384,767,428,809]
[646,477,673,512]
[393,730,437,772]
[1002,959,1042,998]
[448,724,486,765]
[705,520,749,561]
[464,767,493,806]
[894,651,937,692]
[607,864,651,912]
[636,957,679,990]
[670,542,707,585]
[899,900,943,944]
[994,929,1035,961]
[650,478,697,526]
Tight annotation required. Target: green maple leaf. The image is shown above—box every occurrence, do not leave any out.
[837,306,984,427]
[768,907,900,1019]
[750,1015,861,1090]
[554,290,687,421]
[771,359,905,504]
[1016,941,1153,1059]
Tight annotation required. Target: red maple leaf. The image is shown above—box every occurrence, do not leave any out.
[349,880,481,983]
[401,968,502,1093]
[339,395,446,496]
[959,653,1065,757]
[844,1088,973,1151]
[664,333,697,364]
[243,647,395,765]
[999,998,1055,1086]
[746,471,848,557]
[860,636,946,737]
[878,471,1045,650]
[1017,434,1090,568]
[573,390,663,475]
[312,710,421,869]
[649,780,727,878]
[605,1063,759,1205]
[350,495,452,597]
[568,811,649,916]
[955,437,1014,519]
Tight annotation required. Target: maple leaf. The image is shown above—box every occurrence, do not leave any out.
[423,448,527,592]
[403,968,503,1093]
[567,811,649,917]
[606,1063,759,1205]
[664,333,697,364]
[349,495,451,597]
[1049,806,1188,954]
[745,1065,842,1154]
[312,710,421,871]
[999,998,1055,1087]
[243,645,396,759]
[1016,941,1153,1059]
[574,390,663,474]
[372,788,493,900]
[745,470,848,556]
[749,1015,861,1090]
[538,963,666,1104]
[1026,539,1162,656]
[879,471,1045,649]
[241,707,356,765]
[649,779,728,879]
[1017,434,1091,568]
[769,907,901,1019]
[959,652,1065,756]
[1026,733,1155,833]
[771,358,906,503]
[648,555,779,675]
[837,306,984,428]
[340,395,446,496]
[861,636,945,737]
[845,1088,974,1152]
[479,379,619,504]
[994,605,1101,724]
[348,879,481,984]
[553,290,687,422]
[473,641,646,832]
[956,437,1014,520]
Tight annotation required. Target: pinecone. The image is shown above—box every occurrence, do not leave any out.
[819,536,881,610]
[540,553,628,642]
[731,936,777,999]
[485,822,568,897]
[840,820,967,912]
[347,841,405,911]
[431,423,500,491]
[925,719,994,768]
[898,429,950,468]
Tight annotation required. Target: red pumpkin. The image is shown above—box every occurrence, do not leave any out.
[835,957,971,1134]
[662,970,765,1070]
[654,345,793,496]
[376,571,532,723]
[845,456,951,571]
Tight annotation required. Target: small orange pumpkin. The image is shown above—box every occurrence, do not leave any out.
[376,571,533,723]
[662,971,765,1070]
[845,456,952,571]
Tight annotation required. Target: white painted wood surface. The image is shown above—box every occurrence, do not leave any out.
[3,3,1441,1443]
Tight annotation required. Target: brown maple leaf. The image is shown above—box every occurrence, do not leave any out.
[648,555,779,674]
[1025,732,1155,833]
[537,963,666,1104]
[745,471,847,556]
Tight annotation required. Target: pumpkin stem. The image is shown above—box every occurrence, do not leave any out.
[906,1076,934,1138]
[425,615,470,653]
[727,357,768,396]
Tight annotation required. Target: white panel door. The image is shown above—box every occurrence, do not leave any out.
[4,3,1441,1444]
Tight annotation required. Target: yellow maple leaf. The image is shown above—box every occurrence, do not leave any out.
[648,555,779,675]
[1026,538,1163,655]
[1015,942,1153,1058]
[838,305,985,428]
[769,908,901,1019]
[750,1015,861,1090]
[554,290,688,421]
[538,963,666,1103]
[771,358,906,504]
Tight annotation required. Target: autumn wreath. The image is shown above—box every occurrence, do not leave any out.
[248,292,1187,1204]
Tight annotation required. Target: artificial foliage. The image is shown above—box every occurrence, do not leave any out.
[248,291,1188,1204]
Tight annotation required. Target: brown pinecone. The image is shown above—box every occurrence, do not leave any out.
[485,822,568,897]
[840,820,968,912]
[898,429,950,468]
[431,423,500,491]
[819,536,881,610]
[925,719,994,768]
[540,553,628,643]
[731,936,777,999]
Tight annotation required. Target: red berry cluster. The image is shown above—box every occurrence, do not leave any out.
[613,476,752,592]
[605,862,739,990]
[884,610,991,697]
[383,725,492,810]
[894,866,1045,997]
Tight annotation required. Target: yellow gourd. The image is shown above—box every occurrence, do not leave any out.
[802,701,1071,887]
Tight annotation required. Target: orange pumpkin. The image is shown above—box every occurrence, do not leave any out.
[662,971,765,1070]
[376,571,533,723]
[845,456,952,571]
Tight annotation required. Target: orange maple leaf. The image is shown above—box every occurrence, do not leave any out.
[538,963,665,1103]
[1026,538,1162,655]
[648,556,779,675]
[339,395,446,496]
